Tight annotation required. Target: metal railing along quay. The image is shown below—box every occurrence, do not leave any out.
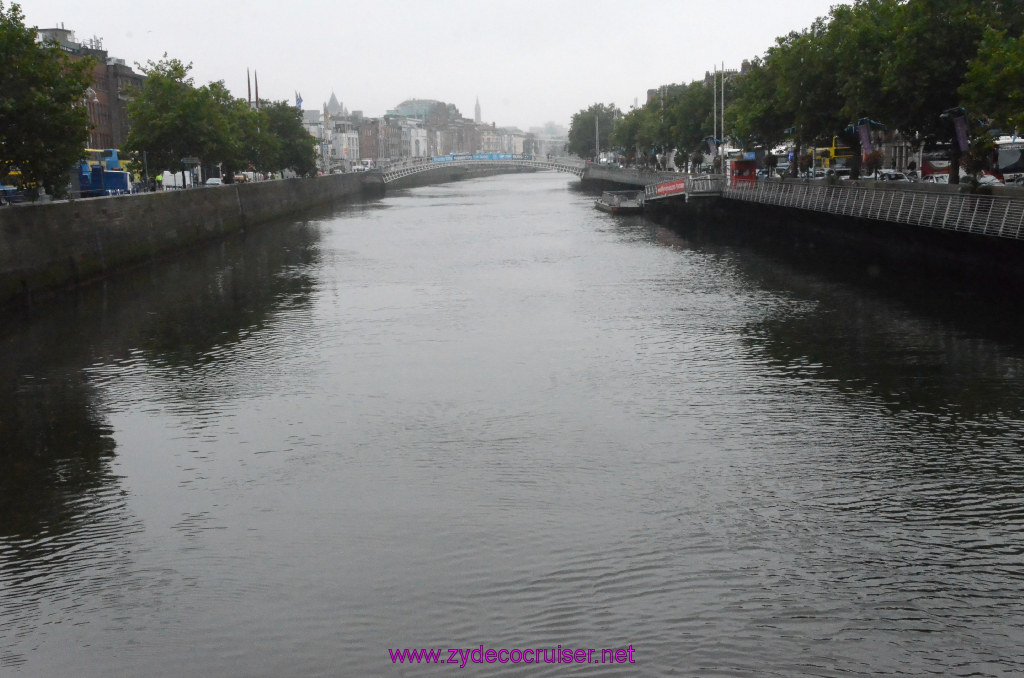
[722,180,1024,241]
[643,173,726,201]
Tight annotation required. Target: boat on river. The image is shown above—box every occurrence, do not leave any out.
[594,190,644,215]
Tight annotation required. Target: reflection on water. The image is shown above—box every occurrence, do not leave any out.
[1,216,324,537]
[2,174,1023,676]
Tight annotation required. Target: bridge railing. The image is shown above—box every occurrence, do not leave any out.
[380,158,585,183]
[642,173,726,201]
[686,174,727,195]
[722,180,1024,241]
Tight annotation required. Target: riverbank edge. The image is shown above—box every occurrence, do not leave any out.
[0,173,370,310]
[650,192,1024,290]
[0,165,529,311]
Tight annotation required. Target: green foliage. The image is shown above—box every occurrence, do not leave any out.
[260,101,317,176]
[122,57,204,172]
[960,28,1024,132]
[826,0,901,123]
[610,105,662,162]
[588,0,1024,168]
[663,82,714,154]
[730,59,790,148]
[879,0,995,139]
[610,81,723,163]
[566,103,621,159]
[0,1,93,199]
[124,56,317,179]
[961,132,996,175]
[769,21,845,145]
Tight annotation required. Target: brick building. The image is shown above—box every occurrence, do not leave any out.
[35,26,145,150]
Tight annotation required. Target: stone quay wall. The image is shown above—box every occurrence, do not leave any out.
[0,173,372,309]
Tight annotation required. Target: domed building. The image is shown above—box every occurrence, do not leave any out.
[391,99,463,127]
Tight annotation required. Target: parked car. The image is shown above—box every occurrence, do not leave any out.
[877,170,913,182]
[204,177,223,187]
[0,185,25,203]
[824,168,852,180]
[925,172,1003,185]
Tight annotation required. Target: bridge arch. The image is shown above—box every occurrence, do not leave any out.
[380,156,585,184]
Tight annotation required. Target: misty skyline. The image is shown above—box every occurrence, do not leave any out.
[22,0,848,130]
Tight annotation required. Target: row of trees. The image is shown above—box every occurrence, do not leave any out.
[123,58,316,183]
[567,0,1024,174]
[1,1,316,199]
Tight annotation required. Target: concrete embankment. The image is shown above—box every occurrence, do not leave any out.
[0,172,382,310]
[0,164,544,310]
[649,181,1024,290]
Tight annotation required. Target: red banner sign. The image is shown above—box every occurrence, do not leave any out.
[656,179,687,196]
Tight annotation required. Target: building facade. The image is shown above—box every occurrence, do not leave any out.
[35,27,145,151]
[300,95,533,167]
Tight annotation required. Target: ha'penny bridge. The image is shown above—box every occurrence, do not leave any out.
[379,154,587,182]
[378,155,1024,243]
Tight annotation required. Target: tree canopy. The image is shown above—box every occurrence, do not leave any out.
[0,1,93,198]
[566,103,621,159]
[123,56,316,180]
[586,0,1024,168]
[960,27,1024,132]
[261,101,317,177]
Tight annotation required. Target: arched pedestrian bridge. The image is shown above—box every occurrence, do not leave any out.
[380,154,585,183]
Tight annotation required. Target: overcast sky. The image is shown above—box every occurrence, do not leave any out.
[23,0,848,131]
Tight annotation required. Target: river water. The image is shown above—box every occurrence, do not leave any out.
[2,172,1023,676]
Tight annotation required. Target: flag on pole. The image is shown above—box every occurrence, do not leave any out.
[952,115,970,152]
[857,123,873,154]
[296,91,303,109]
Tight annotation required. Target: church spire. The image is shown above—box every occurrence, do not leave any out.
[474,96,481,123]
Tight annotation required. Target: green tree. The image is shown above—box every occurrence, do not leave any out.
[124,58,248,181]
[567,103,621,159]
[664,81,714,156]
[824,0,901,124]
[611,104,662,165]
[609,82,715,167]
[125,60,317,181]
[610,107,645,163]
[729,59,790,148]
[573,0,1024,177]
[260,101,317,176]
[771,22,845,148]
[0,1,93,199]
[195,80,248,177]
[879,0,999,139]
[122,57,205,175]
[960,27,1024,132]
